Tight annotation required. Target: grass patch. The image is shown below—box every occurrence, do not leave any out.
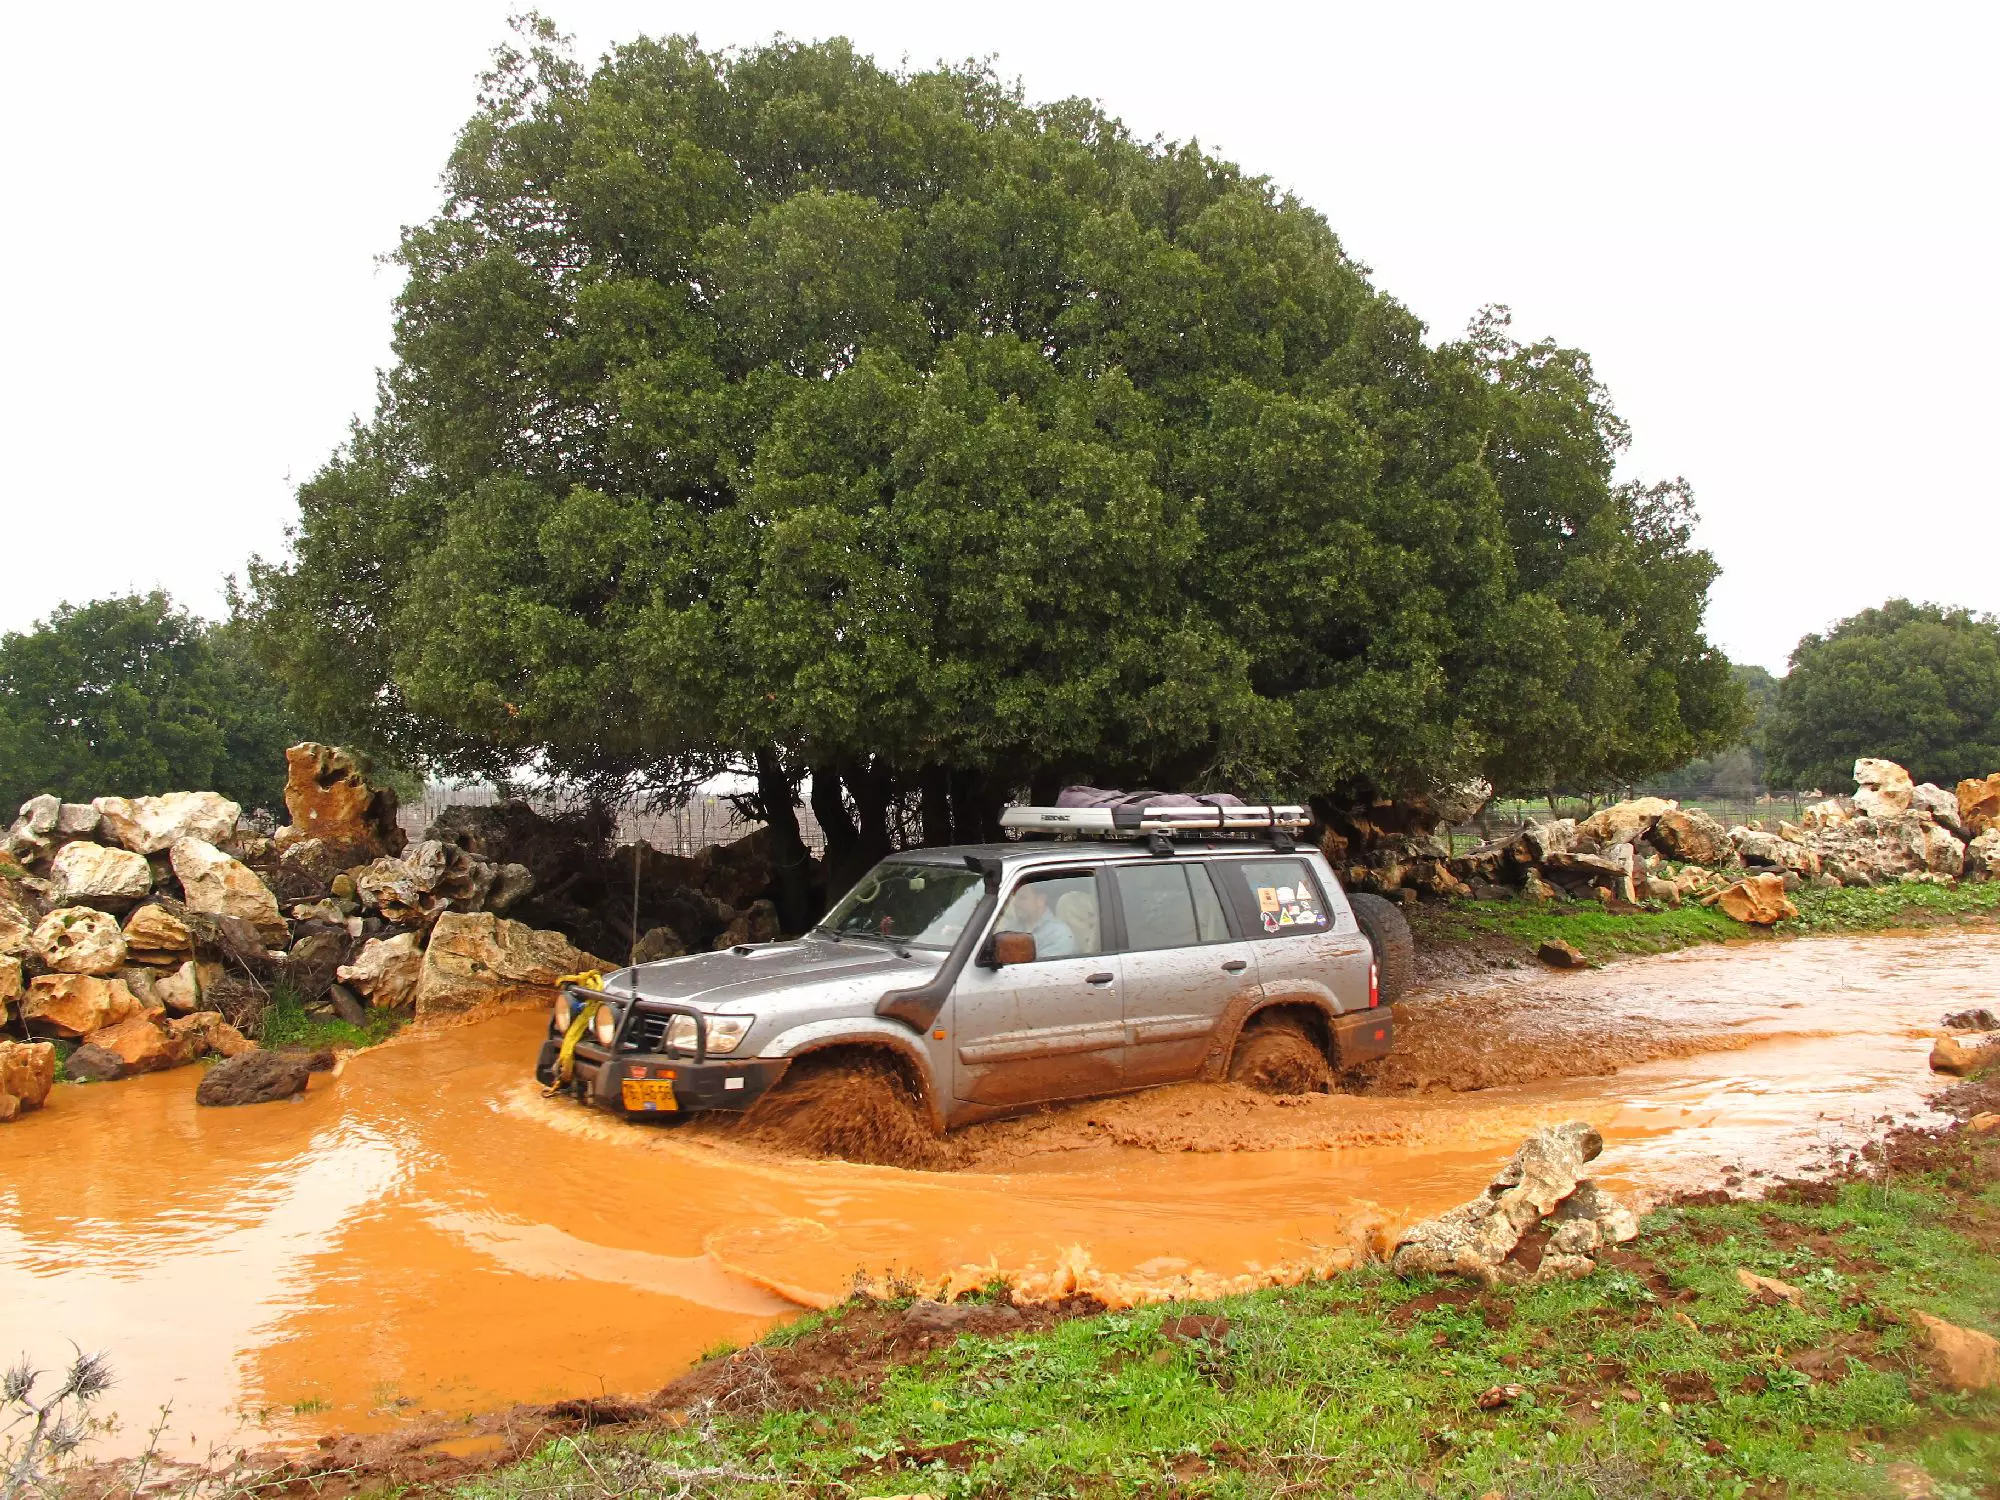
[1416,880,2000,966]
[451,1136,2000,1500]
[255,983,402,1052]
[1787,879,2000,934]
[1418,900,1746,962]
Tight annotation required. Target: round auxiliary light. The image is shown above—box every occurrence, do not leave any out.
[592,1004,620,1047]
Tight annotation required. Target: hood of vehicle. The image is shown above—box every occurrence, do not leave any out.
[609,932,942,1011]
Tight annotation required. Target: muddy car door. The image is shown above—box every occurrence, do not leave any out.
[1211,853,1371,1005]
[1111,859,1259,1087]
[948,868,1124,1108]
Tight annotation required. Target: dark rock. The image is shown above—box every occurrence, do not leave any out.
[1537,938,1588,969]
[713,898,781,950]
[269,835,380,903]
[182,909,280,977]
[196,1050,314,1106]
[327,983,368,1027]
[286,930,356,1002]
[1943,1008,2000,1033]
[64,1043,127,1082]
[630,925,688,965]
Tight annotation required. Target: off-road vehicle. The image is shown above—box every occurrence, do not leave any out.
[535,801,1413,1139]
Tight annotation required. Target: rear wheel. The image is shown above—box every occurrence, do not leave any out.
[741,1048,944,1168]
[1227,1016,1332,1095]
[1349,892,1414,1004]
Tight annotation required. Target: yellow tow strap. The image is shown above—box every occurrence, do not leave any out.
[546,970,607,1095]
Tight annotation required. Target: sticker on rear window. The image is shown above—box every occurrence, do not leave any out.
[1275,886,1324,928]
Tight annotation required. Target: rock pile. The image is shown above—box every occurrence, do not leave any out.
[2,743,809,1123]
[1391,1121,1641,1285]
[1347,757,1998,924]
[0,744,620,1123]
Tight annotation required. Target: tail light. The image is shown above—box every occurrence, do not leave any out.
[1369,959,1379,1008]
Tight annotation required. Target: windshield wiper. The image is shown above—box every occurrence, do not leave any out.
[824,927,914,958]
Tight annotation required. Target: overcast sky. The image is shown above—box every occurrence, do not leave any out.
[4,1,1993,673]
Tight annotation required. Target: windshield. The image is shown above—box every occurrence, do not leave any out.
[820,861,985,951]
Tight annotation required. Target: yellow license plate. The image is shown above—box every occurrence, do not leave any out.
[621,1078,678,1112]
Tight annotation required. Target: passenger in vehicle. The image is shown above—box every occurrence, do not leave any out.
[998,882,1080,958]
[1055,890,1100,953]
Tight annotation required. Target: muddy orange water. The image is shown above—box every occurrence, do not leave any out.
[4,931,1994,1460]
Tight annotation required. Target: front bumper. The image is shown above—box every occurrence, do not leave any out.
[535,1036,790,1114]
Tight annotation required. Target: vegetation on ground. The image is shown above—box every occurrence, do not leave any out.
[0,591,301,812]
[244,17,1743,907]
[451,1120,2000,1499]
[1415,880,2000,965]
[254,984,403,1053]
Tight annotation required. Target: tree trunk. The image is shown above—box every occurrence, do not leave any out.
[848,760,896,869]
[810,764,866,900]
[753,745,817,934]
[919,764,953,847]
[952,767,1006,842]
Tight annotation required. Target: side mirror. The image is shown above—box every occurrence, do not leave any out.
[986,930,1037,968]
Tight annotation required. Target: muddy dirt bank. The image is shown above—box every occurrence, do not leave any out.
[3,930,1993,1461]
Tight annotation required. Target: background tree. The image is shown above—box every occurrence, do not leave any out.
[1768,600,2000,791]
[0,593,302,811]
[1639,663,1779,800]
[246,21,1742,900]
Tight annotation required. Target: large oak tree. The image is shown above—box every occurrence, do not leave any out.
[246,21,1741,905]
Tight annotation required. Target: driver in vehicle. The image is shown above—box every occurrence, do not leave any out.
[999,881,1080,958]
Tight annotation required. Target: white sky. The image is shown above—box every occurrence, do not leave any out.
[4,1,1993,673]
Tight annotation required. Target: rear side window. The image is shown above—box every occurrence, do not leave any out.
[1115,863,1234,951]
[1216,857,1332,939]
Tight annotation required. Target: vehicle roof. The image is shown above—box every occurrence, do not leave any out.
[891,839,1318,868]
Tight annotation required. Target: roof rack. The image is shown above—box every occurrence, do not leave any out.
[999,803,1312,837]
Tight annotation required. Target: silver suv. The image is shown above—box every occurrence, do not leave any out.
[536,835,1411,1130]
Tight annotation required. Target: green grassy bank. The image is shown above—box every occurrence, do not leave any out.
[437,1107,2000,1500]
[1414,879,2000,967]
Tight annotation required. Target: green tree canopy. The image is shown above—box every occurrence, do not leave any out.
[246,20,1741,898]
[0,592,302,813]
[1639,663,1779,800]
[1769,600,2000,791]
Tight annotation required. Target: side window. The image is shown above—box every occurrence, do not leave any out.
[1218,858,1332,939]
[995,872,1101,959]
[1188,863,1232,943]
[1116,863,1233,951]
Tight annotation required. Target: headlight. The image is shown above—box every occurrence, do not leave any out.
[591,1003,621,1046]
[552,992,574,1033]
[663,1014,753,1054]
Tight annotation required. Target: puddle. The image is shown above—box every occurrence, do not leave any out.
[2,930,1990,1458]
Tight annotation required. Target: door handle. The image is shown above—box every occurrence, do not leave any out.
[1085,972,1115,986]
[1221,959,1248,973]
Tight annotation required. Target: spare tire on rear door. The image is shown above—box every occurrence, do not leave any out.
[1348,892,1414,1004]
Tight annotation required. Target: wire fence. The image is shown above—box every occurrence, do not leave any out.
[403,782,1816,863]
[398,783,829,857]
